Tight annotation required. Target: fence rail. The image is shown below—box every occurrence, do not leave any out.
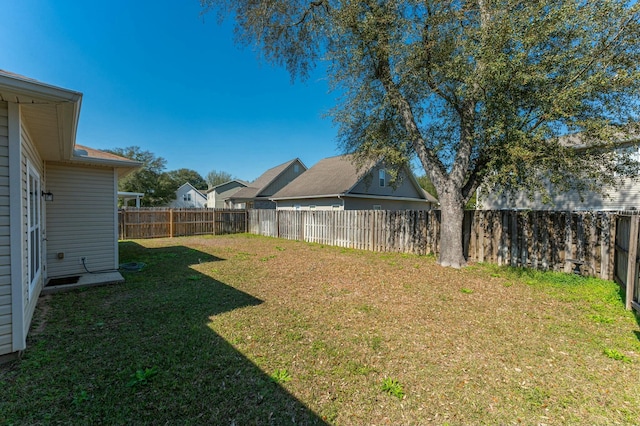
[118,208,246,239]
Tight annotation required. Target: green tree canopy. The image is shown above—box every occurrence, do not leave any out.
[204,0,640,267]
[167,168,208,191]
[106,146,176,207]
[206,169,235,188]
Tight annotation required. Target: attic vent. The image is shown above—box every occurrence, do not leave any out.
[74,148,88,156]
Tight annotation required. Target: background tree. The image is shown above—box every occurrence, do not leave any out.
[203,0,640,267]
[415,175,438,200]
[206,169,235,188]
[106,146,176,206]
[167,168,208,191]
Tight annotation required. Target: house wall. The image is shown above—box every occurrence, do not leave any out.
[260,161,305,197]
[478,177,640,211]
[46,164,118,277]
[0,101,11,355]
[276,197,431,211]
[170,185,206,208]
[350,166,423,198]
[208,183,246,209]
[20,121,44,337]
[254,199,276,209]
[344,197,431,211]
[276,197,344,211]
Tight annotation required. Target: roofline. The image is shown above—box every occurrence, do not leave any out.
[70,154,143,168]
[0,71,83,161]
[271,194,344,201]
[271,193,434,203]
[118,191,145,197]
[0,71,83,103]
[178,181,207,197]
[206,179,249,193]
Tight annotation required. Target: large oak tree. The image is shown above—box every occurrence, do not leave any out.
[203,0,640,267]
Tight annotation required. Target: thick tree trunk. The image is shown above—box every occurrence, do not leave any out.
[437,193,467,268]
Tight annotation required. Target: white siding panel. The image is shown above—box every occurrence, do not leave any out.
[46,164,117,277]
[0,101,10,355]
[479,177,640,211]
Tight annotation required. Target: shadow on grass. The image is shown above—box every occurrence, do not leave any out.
[0,242,327,425]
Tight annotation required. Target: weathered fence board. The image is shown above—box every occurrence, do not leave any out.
[119,208,246,239]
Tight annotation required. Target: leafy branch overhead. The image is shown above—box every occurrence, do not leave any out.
[204,0,640,267]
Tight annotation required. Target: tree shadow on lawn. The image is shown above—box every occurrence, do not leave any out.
[2,242,327,425]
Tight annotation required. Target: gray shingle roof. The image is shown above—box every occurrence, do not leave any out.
[271,154,438,203]
[271,155,367,199]
[230,158,303,200]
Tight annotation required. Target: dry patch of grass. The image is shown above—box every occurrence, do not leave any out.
[2,234,639,425]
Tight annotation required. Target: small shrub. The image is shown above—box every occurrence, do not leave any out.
[381,378,404,399]
[270,368,292,384]
[603,348,632,363]
[127,366,158,387]
[589,314,614,324]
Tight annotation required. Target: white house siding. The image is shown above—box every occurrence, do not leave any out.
[0,101,11,355]
[20,123,43,336]
[170,185,206,208]
[46,164,117,277]
[479,177,640,211]
[261,161,305,197]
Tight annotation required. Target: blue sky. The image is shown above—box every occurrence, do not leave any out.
[0,0,341,181]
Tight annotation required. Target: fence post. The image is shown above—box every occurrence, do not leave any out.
[170,209,174,238]
[563,212,573,273]
[625,215,639,310]
[121,210,126,240]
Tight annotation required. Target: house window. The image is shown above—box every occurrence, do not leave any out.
[27,161,42,299]
[332,204,341,210]
[183,193,192,202]
[294,164,300,173]
[373,204,382,210]
[309,205,317,210]
[379,169,386,187]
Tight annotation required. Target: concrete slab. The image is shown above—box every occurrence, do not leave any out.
[42,271,125,295]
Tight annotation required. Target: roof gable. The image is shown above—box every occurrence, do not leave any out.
[176,182,206,199]
[207,179,250,193]
[231,158,306,200]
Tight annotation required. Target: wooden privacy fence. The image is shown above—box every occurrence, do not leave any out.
[248,209,441,254]
[248,209,639,311]
[118,208,246,239]
[613,214,640,311]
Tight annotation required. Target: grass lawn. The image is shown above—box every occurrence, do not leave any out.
[1,234,639,425]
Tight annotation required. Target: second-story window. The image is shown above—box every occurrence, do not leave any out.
[379,169,386,187]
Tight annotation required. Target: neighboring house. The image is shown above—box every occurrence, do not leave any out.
[206,179,250,209]
[169,182,207,208]
[478,134,640,211]
[0,70,141,361]
[270,155,438,210]
[228,159,307,209]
